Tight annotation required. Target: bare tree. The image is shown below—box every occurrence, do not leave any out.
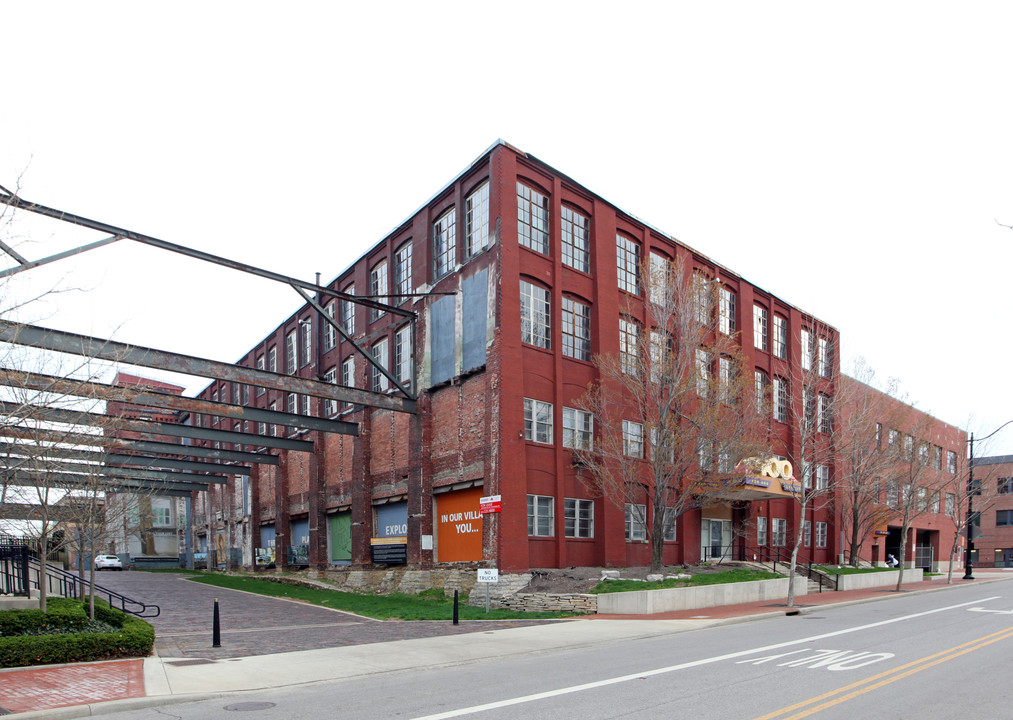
[836,363,905,566]
[575,255,768,573]
[779,325,838,607]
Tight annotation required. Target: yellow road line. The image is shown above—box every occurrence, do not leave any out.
[753,625,1013,720]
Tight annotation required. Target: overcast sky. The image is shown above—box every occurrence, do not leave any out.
[2,2,1012,455]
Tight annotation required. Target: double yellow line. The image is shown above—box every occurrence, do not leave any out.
[753,625,1013,720]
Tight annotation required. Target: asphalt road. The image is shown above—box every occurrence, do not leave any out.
[90,576,1013,720]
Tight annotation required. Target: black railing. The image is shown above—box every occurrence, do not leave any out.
[1,538,31,597]
[28,557,160,618]
[736,545,838,592]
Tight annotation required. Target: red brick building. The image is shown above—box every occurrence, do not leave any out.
[834,378,966,571]
[964,455,1013,568]
[182,141,895,574]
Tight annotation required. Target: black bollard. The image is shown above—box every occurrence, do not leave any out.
[453,589,459,625]
[212,598,221,647]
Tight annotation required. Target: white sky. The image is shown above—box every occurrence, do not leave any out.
[2,2,1012,455]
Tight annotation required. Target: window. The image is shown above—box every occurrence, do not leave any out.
[433,209,457,278]
[465,181,490,256]
[323,301,337,351]
[999,477,1013,494]
[285,331,297,374]
[946,493,956,515]
[773,316,787,359]
[563,407,593,450]
[693,273,711,324]
[519,280,551,349]
[931,445,942,470]
[269,401,277,436]
[561,297,591,361]
[300,319,312,366]
[153,505,171,527]
[816,522,828,548]
[757,516,768,546]
[698,438,714,472]
[804,520,812,547]
[564,498,594,538]
[650,330,669,383]
[517,183,549,254]
[616,235,640,294]
[255,354,265,396]
[818,394,831,434]
[286,392,297,415]
[625,504,646,541]
[918,442,930,466]
[696,348,711,397]
[771,518,787,547]
[719,287,736,335]
[648,252,671,305]
[753,305,768,351]
[561,206,590,272]
[341,284,356,334]
[619,318,640,375]
[998,511,1013,527]
[370,261,388,321]
[341,356,355,407]
[524,398,553,444]
[394,242,412,303]
[947,450,958,474]
[299,394,310,416]
[818,337,831,378]
[371,338,389,393]
[816,464,830,490]
[800,329,812,371]
[650,427,674,463]
[886,483,899,507]
[889,429,900,454]
[395,325,412,388]
[527,494,554,536]
[323,367,337,416]
[773,377,788,422]
[663,508,678,542]
[875,423,882,448]
[623,420,644,458]
[719,356,733,403]
[754,370,768,414]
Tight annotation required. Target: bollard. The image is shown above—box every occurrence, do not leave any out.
[212,598,221,647]
[452,589,459,625]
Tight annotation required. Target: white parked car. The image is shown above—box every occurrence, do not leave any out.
[94,555,123,571]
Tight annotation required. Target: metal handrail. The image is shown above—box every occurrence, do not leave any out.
[28,557,160,617]
[737,545,838,592]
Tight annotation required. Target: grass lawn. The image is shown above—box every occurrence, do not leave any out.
[186,573,575,620]
[590,567,781,594]
[814,565,895,575]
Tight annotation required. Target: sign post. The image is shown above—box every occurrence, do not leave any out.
[476,568,499,613]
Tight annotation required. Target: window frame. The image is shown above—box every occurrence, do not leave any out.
[465,181,491,257]
[560,205,590,272]
[564,498,594,539]
[527,494,554,537]
[625,503,647,542]
[517,182,550,254]
[753,305,768,351]
[616,234,641,295]
[561,296,591,361]
[562,407,593,451]
[370,260,388,322]
[433,208,457,279]
[524,397,554,444]
[519,280,551,349]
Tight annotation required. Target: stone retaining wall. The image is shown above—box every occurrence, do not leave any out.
[496,593,597,613]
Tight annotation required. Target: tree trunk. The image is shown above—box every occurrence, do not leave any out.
[895,525,909,592]
[38,532,49,613]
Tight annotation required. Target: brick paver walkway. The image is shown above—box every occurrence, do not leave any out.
[0,658,143,714]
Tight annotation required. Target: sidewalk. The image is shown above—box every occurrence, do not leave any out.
[2,571,1008,719]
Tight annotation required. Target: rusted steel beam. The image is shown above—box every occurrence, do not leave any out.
[0,441,238,477]
[0,235,121,279]
[0,320,414,413]
[0,455,228,484]
[0,367,360,435]
[0,401,310,456]
[2,469,210,494]
[0,190,414,319]
[0,503,98,522]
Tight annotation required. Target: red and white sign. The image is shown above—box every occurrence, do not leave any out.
[479,495,502,514]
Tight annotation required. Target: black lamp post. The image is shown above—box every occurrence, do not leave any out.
[963,419,1013,580]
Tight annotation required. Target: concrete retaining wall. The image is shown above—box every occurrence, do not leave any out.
[595,577,808,615]
[834,568,922,590]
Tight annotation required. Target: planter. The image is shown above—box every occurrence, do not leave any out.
[596,577,808,615]
[833,568,922,590]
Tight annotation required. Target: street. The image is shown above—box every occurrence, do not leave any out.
[89,578,1013,720]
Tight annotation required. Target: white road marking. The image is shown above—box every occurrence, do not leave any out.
[411,596,1001,720]
[968,607,1013,614]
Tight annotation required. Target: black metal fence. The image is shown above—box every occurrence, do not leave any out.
[0,536,31,597]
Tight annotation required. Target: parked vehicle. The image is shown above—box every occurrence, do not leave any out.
[94,555,123,571]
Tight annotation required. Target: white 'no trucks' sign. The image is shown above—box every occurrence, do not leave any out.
[476,568,499,583]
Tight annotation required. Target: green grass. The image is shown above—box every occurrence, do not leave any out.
[590,567,781,594]
[186,574,574,620]
[814,565,895,575]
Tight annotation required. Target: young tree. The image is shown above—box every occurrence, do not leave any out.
[779,325,838,607]
[835,363,905,566]
[942,436,999,584]
[574,255,768,573]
